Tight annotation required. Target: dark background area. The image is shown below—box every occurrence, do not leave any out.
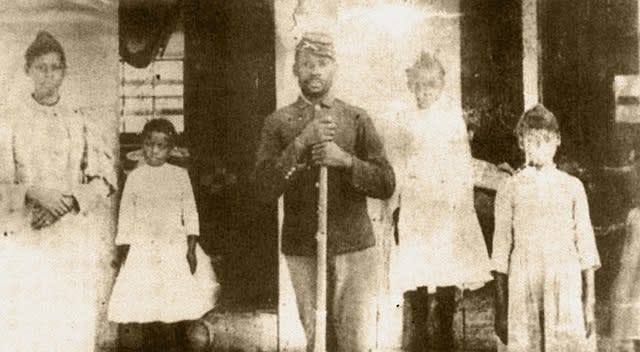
[461,0,523,168]
[540,0,639,308]
[183,0,278,310]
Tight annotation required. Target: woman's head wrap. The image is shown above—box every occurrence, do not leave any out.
[25,31,66,69]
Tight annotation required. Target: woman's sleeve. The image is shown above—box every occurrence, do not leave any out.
[492,179,514,274]
[73,111,116,214]
[0,118,29,216]
[472,158,509,191]
[573,179,601,270]
[181,170,200,236]
[115,174,136,245]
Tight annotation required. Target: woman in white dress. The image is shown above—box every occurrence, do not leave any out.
[0,31,115,352]
[383,51,493,351]
[108,118,219,352]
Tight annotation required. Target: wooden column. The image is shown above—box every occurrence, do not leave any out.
[522,0,541,108]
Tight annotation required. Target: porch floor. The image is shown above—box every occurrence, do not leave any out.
[98,293,620,352]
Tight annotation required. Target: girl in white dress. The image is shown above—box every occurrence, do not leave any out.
[108,118,219,351]
[492,104,600,352]
[383,51,493,351]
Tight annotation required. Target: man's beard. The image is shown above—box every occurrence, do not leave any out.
[300,78,330,99]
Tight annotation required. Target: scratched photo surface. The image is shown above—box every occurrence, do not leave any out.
[0,1,639,352]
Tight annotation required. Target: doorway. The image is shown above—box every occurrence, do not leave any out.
[183,0,278,311]
[540,0,638,306]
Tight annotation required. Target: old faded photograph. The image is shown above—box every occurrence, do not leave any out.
[0,0,639,352]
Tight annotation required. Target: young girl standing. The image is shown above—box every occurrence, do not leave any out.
[492,104,600,352]
[108,118,218,351]
[381,51,493,351]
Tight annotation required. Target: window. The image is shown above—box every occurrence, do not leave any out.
[119,30,184,150]
[118,30,184,169]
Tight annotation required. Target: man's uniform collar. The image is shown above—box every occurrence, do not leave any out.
[295,93,335,109]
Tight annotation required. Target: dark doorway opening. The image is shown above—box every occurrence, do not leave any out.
[540,0,637,227]
[461,0,523,169]
[541,0,638,168]
[540,0,638,302]
[183,0,278,311]
[460,0,523,253]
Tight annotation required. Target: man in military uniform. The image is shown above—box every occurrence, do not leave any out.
[255,32,395,351]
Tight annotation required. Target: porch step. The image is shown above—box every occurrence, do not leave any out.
[205,310,281,352]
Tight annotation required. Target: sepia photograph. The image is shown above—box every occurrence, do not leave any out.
[0,0,639,351]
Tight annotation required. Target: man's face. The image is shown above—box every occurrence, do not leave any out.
[294,51,336,99]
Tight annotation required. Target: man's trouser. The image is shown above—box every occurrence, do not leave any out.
[286,247,378,352]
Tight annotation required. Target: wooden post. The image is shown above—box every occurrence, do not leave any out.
[314,104,328,352]
[523,0,542,108]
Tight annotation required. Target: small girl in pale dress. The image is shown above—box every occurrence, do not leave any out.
[492,104,600,352]
[108,118,219,351]
[381,51,493,351]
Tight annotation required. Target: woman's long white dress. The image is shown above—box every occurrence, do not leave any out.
[108,163,219,323]
[0,96,114,352]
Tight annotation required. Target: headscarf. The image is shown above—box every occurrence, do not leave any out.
[25,31,66,68]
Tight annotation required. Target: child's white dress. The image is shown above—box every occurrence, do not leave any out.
[108,163,219,323]
[492,165,600,352]
[382,99,493,294]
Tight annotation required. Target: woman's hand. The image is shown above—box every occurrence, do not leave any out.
[187,249,197,274]
[27,186,74,217]
[31,206,58,230]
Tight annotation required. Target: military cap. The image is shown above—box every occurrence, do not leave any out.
[295,31,335,60]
